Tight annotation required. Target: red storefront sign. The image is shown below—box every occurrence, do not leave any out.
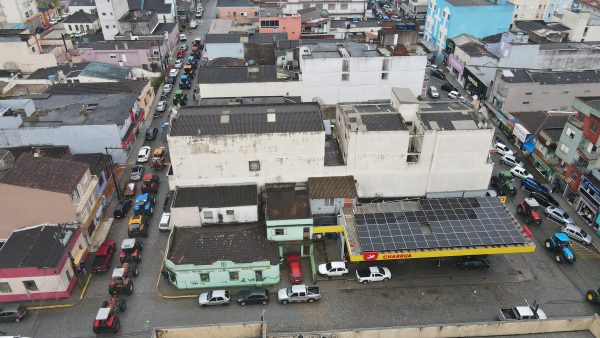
[363,252,379,261]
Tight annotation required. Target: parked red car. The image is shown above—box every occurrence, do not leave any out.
[92,240,117,273]
[287,255,303,284]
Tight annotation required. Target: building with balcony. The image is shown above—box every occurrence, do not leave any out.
[423,0,514,56]
[555,97,600,217]
[559,8,600,42]
[510,111,574,182]
[0,80,154,164]
[298,7,330,38]
[0,153,101,239]
[0,224,89,302]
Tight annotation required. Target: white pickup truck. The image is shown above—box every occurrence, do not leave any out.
[498,300,546,321]
[277,285,321,304]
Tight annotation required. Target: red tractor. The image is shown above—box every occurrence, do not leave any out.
[517,198,542,225]
[108,263,138,296]
[119,238,143,264]
[92,306,120,334]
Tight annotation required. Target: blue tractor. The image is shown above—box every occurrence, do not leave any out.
[133,193,155,216]
[544,232,575,264]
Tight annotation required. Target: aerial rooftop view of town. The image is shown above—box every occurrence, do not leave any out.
[2,0,600,337]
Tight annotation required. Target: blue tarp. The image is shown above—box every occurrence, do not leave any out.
[523,141,535,154]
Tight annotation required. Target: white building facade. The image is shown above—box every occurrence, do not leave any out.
[167,94,494,198]
[283,0,367,19]
[96,0,129,40]
[299,43,426,105]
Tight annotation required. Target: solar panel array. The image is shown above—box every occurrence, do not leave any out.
[355,197,527,252]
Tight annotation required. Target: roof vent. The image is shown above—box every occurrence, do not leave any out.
[267,113,276,122]
[220,114,230,124]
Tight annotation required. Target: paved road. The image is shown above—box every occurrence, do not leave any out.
[3,8,600,338]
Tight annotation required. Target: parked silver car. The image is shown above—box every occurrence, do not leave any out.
[562,223,592,245]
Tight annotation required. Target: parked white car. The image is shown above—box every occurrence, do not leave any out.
[198,290,230,307]
[158,212,171,231]
[544,206,574,224]
[318,261,349,277]
[500,154,523,168]
[163,83,173,94]
[189,20,198,28]
[179,33,187,41]
[447,90,464,99]
[174,59,183,69]
[137,146,151,163]
[494,141,514,156]
[562,223,592,245]
[356,266,391,284]
[510,166,533,180]
[168,68,179,77]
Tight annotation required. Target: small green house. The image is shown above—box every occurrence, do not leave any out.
[163,223,280,289]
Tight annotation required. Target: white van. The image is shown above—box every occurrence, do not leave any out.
[159,212,171,232]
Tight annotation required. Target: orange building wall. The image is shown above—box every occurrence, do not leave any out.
[258,16,301,40]
[217,6,261,19]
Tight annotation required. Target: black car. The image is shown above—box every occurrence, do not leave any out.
[457,256,490,270]
[145,128,158,140]
[236,288,269,306]
[529,191,559,208]
[113,199,133,218]
[431,69,445,80]
[165,76,176,85]
[0,304,27,322]
[441,83,456,92]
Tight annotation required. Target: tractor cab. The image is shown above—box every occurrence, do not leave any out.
[119,238,143,263]
[128,215,149,238]
[545,232,575,264]
[133,193,155,216]
[517,198,542,225]
[92,307,120,334]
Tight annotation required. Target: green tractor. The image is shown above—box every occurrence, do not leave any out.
[491,170,517,196]
[586,287,600,304]
[172,89,187,106]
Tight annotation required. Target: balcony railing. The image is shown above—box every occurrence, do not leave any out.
[568,115,584,129]
[578,144,600,161]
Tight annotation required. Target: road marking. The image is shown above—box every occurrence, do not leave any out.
[570,242,600,259]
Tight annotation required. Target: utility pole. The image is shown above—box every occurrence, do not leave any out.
[104,147,123,200]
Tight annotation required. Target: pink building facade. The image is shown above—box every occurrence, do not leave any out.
[259,15,301,40]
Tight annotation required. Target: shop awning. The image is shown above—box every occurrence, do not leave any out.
[523,141,535,154]
[513,123,531,143]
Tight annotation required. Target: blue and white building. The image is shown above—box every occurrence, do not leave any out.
[423,0,514,56]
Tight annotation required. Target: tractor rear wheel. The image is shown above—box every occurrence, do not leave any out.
[132,266,139,277]
[139,242,143,251]
[108,285,115,295]
[136,252,142,262]
[586,290,598,303]
[119,299,126,312]
[112,318,120,333]
[517,205,523,214]
[126,282,133,295]
[545,240,552,249]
